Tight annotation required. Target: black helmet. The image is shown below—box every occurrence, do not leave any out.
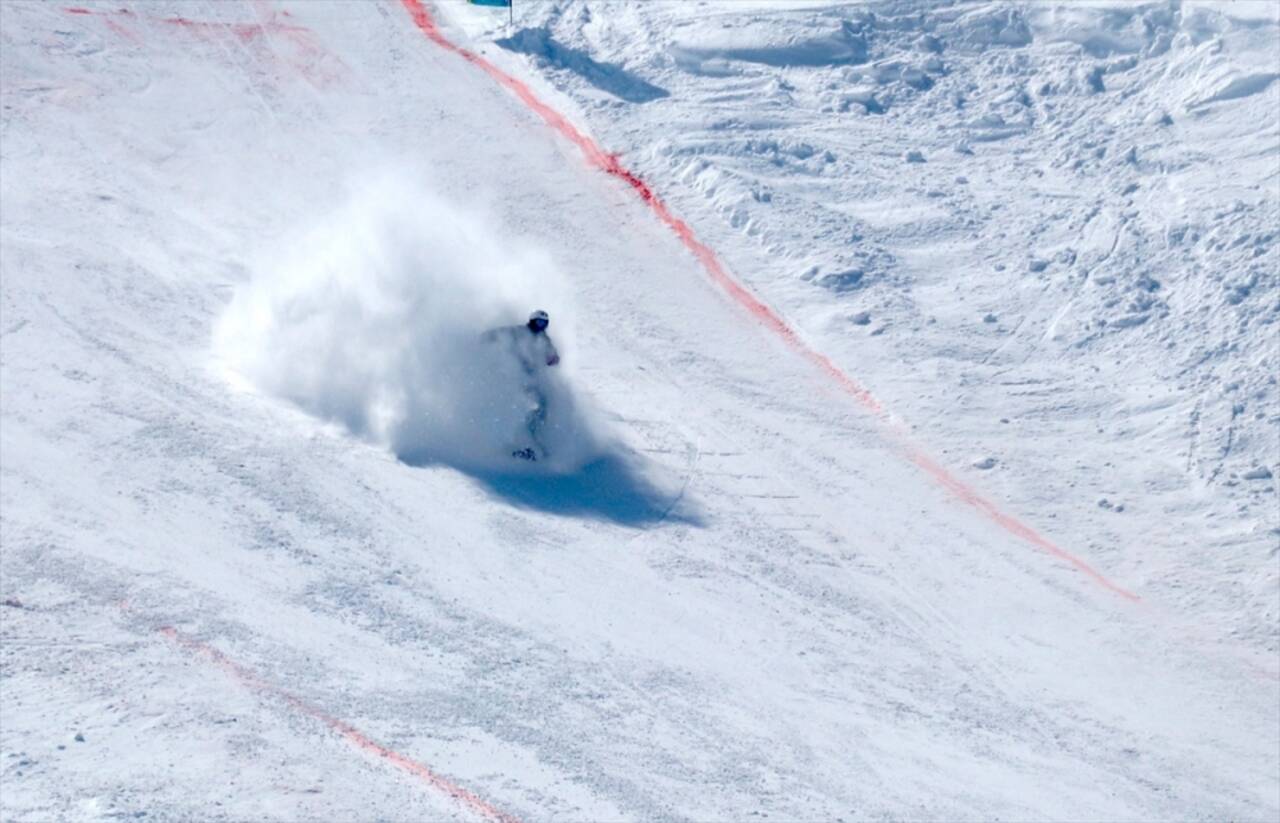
[527,310,549,332]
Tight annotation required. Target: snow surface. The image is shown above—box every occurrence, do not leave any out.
[451,0,1280,652]
[1,1,1277,821]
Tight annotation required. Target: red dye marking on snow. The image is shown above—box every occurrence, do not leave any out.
[399,0,1137,601]
[251,2,349,88]
[903,450,1140,600]
[156,15,307,42]
[156,7,345,85]
[103,17,142,45]
[159,626,520,823]
[62,5,285,38]
[63,5,141,43]
[168,17,308,37]
[61,4,346,85]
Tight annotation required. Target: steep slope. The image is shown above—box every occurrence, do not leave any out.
[449,0,1280,651]
[1,2,1277,821]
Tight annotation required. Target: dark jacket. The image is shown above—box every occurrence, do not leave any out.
[482,324,560,374]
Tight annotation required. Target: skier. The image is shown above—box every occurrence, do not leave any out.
[482,310,561,460]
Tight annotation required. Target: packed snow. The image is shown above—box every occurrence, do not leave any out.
[1,1,1277,821]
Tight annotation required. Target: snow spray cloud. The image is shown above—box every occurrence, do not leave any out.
[215,177,605,473]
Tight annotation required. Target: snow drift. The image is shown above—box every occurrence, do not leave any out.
[215,177,603,473]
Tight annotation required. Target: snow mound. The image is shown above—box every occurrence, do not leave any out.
[669,18,868,71]
[215,177,604,473]
[941,6,1033,50]
[1026,4,1165,57]
[496,27,668,103]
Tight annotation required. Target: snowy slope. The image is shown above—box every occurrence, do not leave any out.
[1,1,1277,821]
[447,0,1280,659]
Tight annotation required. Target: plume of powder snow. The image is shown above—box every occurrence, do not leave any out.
[215,176,604,473]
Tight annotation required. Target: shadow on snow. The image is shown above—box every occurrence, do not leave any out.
[472,453,701,528]
[496,28,670,104]
[401,447,701,528]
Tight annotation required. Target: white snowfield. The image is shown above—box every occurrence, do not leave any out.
[0,0,1276,821]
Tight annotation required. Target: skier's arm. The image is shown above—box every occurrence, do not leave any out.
[545,338,560,366]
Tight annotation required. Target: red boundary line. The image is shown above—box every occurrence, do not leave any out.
[396,1,1138,603]
[62,4,348,86]
[159,627,521,823]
